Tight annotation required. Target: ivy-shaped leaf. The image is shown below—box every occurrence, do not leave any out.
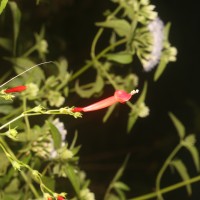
[169,112,185,139]
[75,74,104,98]
[96,19,131,37]
[171,159,192,195]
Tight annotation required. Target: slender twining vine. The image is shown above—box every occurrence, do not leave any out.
[0,1,199,200]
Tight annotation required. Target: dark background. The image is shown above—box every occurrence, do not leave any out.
[1,0,200,199]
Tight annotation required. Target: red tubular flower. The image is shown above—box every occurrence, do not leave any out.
[57,196,65,200]
[4,85,27,93]
[73,89,139,112]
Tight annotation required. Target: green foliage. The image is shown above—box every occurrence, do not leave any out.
[0,0,8,14]
[104,155,130,200]
[1,1,198,200]
[96,19,131,37]
[127,82,148,132]
[171,159,192,195]
[169,112,185,139]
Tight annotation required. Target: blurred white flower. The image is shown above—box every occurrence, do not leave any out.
[38,39,48,53]
[143,17,164,71]
[137,102,150,117]
[48,90,65,107]
[52,118,67,141]
[80,188,95,200]
[49,118,68,159]
[25,83,39,99]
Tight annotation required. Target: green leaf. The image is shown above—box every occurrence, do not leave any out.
[96,19,131,37]
[4,178,19,193]
[65,164,80,194]
[112,155,130,183]
[41,176,55,191]
[0,152,10,176]
[5,57,45,84]
[0,0,8,14]
[103,104,117,123]
[171,159,192,195]
[48,121,62,149]
[71,145,81,156]
[127,111,138,133]
[0,37,12,51]
[69,130,78,150]
[154,23,172,81]
[163,22,171,43]
[183,135,200,172]
[186,145,200,172]
[113,181,130,191]
[127,82,147,132]
[9,2,21,55]
[169,112,185,139]
[106,194,119,200]
[137,82,147,105]
[0,105,13,114]
[154,56,168,81]
[115,188,126,200]
[75,73,104,98]
[105,52,133,64]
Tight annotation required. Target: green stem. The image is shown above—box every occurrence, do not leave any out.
[129,175,200,200]
[0,137,54,197]
[23,97,31,139]
[22,45,37,57]
[21,171,41,198]
[69,38,127,81]
[0,113,24,130]
[155,143,182,199]
[91,28,104,60]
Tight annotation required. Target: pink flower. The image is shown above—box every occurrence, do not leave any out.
[4,85,27,93]
[73,89,139,112]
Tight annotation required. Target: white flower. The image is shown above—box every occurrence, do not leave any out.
[80,188,95,200]
[137,102,150,117]
[25,83,39,99]
[48,90,65,107]
[143,17,164,71]
[38,39,48,53]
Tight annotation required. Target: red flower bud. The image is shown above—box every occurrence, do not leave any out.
[73,89,139,112]
[4,85,27,93]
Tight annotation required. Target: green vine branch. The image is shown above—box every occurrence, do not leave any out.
[129,175,200,200]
